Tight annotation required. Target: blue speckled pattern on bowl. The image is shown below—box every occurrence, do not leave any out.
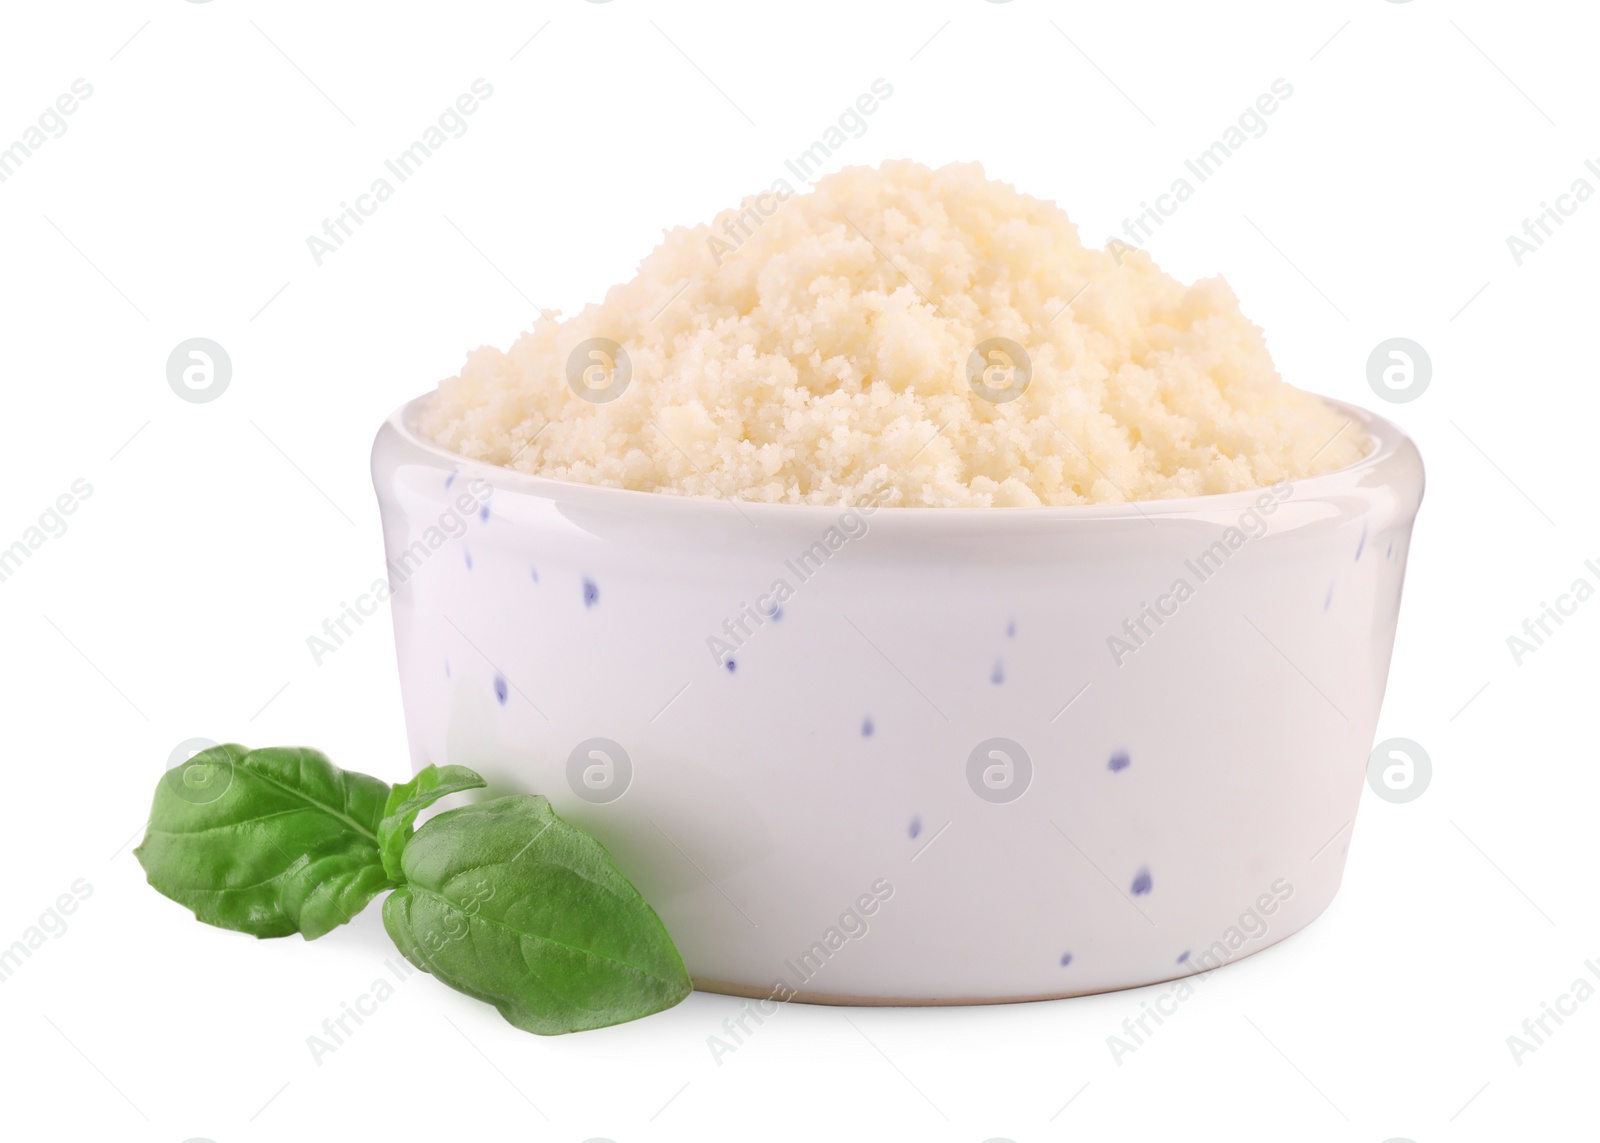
[372,394,1424,1004]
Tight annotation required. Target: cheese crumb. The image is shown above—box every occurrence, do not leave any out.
[420,161,1367,507]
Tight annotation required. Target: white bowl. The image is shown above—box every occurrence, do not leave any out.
[372,395,1422,1004]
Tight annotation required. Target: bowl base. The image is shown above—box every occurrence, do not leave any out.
[688,914,1310,1006]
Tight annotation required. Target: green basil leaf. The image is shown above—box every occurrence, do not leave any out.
[378,764,488,880]
[134,744,394,939]
[383,795,692,1034]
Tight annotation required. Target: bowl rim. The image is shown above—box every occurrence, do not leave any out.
[377,392,1421,525]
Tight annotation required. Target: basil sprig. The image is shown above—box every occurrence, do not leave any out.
[378,764,487,881]
[385,796,696,1035]
[133,744,392,940]
[134,745,691,1034]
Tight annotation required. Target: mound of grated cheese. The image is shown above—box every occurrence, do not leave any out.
[420,160,1366,507]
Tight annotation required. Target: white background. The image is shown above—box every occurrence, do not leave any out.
[1,1,1596,1140]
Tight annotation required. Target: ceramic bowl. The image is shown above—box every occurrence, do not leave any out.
[372,395,1422,1004]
